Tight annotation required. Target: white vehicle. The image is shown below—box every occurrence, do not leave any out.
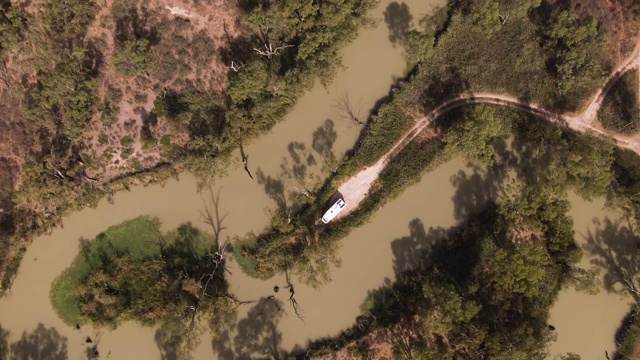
[321,198,346,224]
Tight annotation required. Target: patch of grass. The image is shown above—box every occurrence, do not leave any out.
[98,133,108,145]
[121,146,134,159]
[131,158,143,171]
[230,234,260,278]
[120,135,133,147]
[160,134,171,148]
[599,69,640,134]
[141,135,156,151]
[82,154,98,170]
[102,146,115,160]
[99,102,120,127]
[159,134,180,159]
[50,216,163,325]
[348,101,414,169]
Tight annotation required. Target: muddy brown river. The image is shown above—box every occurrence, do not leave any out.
[0,1,632,359]
[547,194,633,360]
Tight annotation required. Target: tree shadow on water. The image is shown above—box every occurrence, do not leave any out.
[311,119,337,161]
[256,141,317,212]
[0,323,8,360]
[212,298,284,360]
[284,142,316,179]
[384,2,413,46]
[211,327,236,360]
[450,163,505,222]
[199,186,229,247]
[582,217,640,299]
[391,219,449,275]
[255,169,288,211]
[154,328,178,360]
[9,323,68,360]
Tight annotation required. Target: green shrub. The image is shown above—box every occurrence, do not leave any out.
[98,133,108,145]
[121,146,134,159]
[112,39,150,76]
[131,158,143,171]
[102,147,115,160]
[120,135,133,147]
[599,70,640,134]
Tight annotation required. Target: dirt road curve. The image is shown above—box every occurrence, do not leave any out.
[335,40,640,219]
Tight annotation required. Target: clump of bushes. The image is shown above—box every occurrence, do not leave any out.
[599,70,640,134]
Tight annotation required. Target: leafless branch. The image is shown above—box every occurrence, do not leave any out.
[624,277,640,299]
[48,160,72,181]
[230,60,245,72]
[222,294,256,309]
[334,92,365,128]
[202,239,232,296]
[252,43,293,59]
[284,269,304,322]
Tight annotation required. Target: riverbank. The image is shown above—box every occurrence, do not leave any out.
[0,1,450,358]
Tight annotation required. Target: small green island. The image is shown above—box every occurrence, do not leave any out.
[51,217,230,358]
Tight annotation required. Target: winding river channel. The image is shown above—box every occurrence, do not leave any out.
[0,1,633,359]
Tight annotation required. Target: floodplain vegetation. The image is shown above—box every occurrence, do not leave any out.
[0,0,373,292]
[598,69,640,134]
[229,0,640,358]
[17,0,640,358]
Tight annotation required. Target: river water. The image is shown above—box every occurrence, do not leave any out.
[0,1,449,359]
[0,1,632,359]
[547,194,633,360]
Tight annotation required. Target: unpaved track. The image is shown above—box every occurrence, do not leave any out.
[336,40,640,218]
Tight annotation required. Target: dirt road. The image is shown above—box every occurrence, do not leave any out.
[336,40,640,218]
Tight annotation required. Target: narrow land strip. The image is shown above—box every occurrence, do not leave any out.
[336,40,640,218]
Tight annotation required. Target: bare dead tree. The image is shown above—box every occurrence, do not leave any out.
[222,294,257,309]
[48,160,71,181]
[284,269,304,322]
[252,43,293,59]
[202,240,232,296]
[624,277,640,300]
[198,188,235,296]
[334,92,365,128]
[230,60,245,72]
[293,173,320,199]
[499,13,508,25]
